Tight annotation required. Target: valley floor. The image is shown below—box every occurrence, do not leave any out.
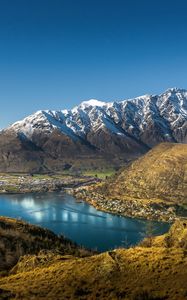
[0,173,100,194]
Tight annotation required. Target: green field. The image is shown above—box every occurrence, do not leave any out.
[82,169,115,179]
[0,169,116,182]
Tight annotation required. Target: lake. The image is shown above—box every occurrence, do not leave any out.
[0,192,170,252]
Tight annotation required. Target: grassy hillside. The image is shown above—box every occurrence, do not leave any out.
[102,143,187,203]
[74,143,187,221]
[0,217,92,274]
[0,219,187,299]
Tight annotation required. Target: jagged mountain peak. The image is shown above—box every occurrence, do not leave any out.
[164,87,187,94]
[79,99,108,108]
[1,87,186,172]
[126,93,153,102]
[7,88,187,144]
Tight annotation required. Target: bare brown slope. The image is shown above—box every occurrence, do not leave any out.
[0,129,143,172]
[0,131,45,173]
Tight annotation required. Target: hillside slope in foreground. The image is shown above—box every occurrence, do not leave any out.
[74,143,187,221]
[0,219,187,299]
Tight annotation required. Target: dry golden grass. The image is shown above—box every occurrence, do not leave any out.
[0,217,92,274]
[103,143,187,203]
[85,143,187,217]
[0,247,187,299]
[0,220,187,299]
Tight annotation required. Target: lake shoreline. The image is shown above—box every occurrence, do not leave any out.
[72,187,180,223]
[0,191,170,252]
[0,173,179,223]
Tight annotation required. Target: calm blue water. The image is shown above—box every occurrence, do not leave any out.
[0,192,170,252]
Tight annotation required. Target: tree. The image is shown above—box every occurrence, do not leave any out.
[144,221,155,247]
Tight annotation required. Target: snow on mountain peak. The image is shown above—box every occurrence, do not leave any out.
[164,87,186,94]
[79,99,108,108]
[6,88,187,146]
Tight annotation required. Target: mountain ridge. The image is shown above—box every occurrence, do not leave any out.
[6,87,187,145]
[0,88,186,172]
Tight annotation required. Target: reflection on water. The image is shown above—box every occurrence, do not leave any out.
[0,192,170,252]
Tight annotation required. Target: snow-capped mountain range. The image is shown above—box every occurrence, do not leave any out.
[7,87,187,144]
[0,88,186,172]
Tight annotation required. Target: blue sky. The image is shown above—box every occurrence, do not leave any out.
[0,0,187,128]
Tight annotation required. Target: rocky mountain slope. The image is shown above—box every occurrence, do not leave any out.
[75,143,187,221]
[0,219,187,299]
[0,87,187,172]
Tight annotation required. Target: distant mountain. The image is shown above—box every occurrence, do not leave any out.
[0,88,187,172]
